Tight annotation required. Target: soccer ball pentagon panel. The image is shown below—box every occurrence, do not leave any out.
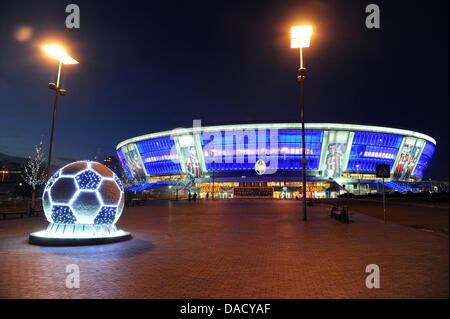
[42,161,125,225]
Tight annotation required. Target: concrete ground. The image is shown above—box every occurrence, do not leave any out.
[0,199,448,298]
[321,197,449,238]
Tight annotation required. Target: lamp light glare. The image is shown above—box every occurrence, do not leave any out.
[291,38,311,48]
[58,56,79,64]
[42,44,68,59]
[291,25,313,48]
[42,43,79,64]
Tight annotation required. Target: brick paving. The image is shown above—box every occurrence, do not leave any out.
[321,198,449,237]
[0,199,448,298]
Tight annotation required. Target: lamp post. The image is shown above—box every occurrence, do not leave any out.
[41,44,79,173]
[291,25,312,221]
[281,147,287,199]
[212,159,215,200]
[284,151,286,199]
[357,164,361,196]
[210,149,216,200]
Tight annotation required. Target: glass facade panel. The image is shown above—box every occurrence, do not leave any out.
[135,137,182,175]
[413,141,435,178]
[278,130,323,170]
[201,129,323,171]
[347,131,403,173]
[117,149,132,178]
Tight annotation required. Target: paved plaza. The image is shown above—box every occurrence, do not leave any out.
[0,199,448,298]
[321,197,449,238]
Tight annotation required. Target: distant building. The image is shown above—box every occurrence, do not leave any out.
[0,161,23,184]
[103,156,121,176]
[0,162,25,196]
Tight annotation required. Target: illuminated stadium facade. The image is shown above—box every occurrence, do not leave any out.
[116,123,436,199]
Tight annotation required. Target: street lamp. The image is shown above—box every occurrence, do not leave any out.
[210,149,216,200]
[356,164,361,196]
[291,25,312,221]
[281,147,288,199]
[41,43,79,172]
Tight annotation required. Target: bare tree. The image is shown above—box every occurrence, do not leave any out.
[22,139,47,210]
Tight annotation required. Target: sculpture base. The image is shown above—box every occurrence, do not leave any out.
[29,223,132,246]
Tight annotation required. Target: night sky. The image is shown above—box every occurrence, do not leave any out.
[0,0,448,180]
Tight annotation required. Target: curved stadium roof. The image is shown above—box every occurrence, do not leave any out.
[117,123,436,149]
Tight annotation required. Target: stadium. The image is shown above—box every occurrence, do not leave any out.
[116,123,436,199]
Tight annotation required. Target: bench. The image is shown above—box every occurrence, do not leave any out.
[330,205,349,223]
[0,210,27,220]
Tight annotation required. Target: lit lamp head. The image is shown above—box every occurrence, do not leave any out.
[290,25,313,48]
[42,43,78,93]
[42,43,79,64]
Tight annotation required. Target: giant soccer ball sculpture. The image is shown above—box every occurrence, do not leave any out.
[29,161,131,246]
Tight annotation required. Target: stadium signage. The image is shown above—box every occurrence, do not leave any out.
[233,187,273,198]
[255,159,266,175]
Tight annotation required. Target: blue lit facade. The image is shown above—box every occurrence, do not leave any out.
[117,149,131,179]
[277,129,323,170]
[136,137,182,176]
[347,131,403,173]
[117,123,436,189]
[413,141,436,178]
[199,129,323,172]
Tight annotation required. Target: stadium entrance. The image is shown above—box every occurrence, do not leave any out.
[195,181,337,199]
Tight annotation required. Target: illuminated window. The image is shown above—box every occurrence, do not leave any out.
[347,131,403,173]
[413,141,435,178]
[117,149,132,178]
[201,129,323,172]
[136,137,182,175]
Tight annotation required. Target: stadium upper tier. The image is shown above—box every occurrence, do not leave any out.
[116,123,436,184]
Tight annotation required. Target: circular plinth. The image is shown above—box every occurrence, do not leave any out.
[29,223,132,246]
[29,231,132,246]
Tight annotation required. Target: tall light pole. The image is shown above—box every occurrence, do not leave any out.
[212,150,216,199]
[357,164,361,195]
[41,44,79,173]
[282,147,288,199]
[291,25,312,221]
